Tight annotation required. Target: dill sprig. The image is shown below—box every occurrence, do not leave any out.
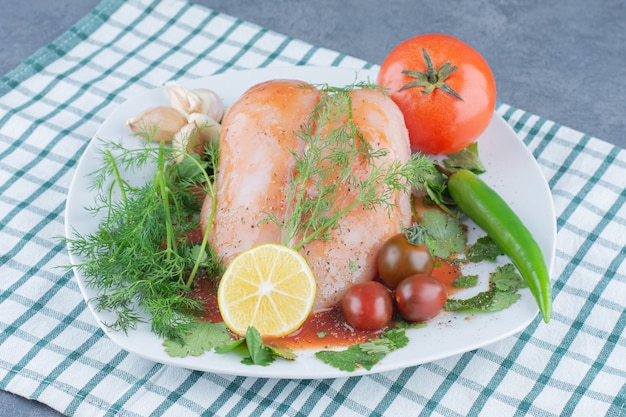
[278,84,436,250]
[66,135,222,340]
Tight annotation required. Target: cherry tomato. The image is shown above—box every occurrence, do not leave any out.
[377,233,434,289]
[378,33,496,155]
[394,274,448,322]
[341,281,393,331]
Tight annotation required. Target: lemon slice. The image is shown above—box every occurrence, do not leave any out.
[217,243,317,338]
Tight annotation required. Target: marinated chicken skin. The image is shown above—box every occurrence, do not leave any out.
[202,81,412,310]
[205,80,320,261]
[300,88,412,309]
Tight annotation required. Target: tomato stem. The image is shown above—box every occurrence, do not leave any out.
[424,48,439,84]
[399,48,464,101]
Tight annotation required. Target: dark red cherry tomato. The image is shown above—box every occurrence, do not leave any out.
[341,281,393,331]
[377,233,434,289]
[395,274,448,322]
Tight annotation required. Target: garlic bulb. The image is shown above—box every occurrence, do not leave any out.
[192,88,225,122]
[188,112,221,145]
[172,122,203,163]
[165,83,225,123]
[166,84,203,115]
[126,106,187,142]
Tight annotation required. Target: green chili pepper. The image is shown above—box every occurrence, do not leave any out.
[447,169,552,323]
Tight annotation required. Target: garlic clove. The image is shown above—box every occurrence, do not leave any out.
[192,88,225,122]
[188,112,221,145]
[172,122,203,163]
[127,106,187,142]
[167,84,203,115]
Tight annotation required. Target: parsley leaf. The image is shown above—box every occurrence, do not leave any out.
[315,328,409,371]
[164,323,296,366]
[266,345,297,361]
[393,318,428,330]
[444,288,499,312]
[484,290,523,311]
[316,344,380,372]
[444,264,526,313]
[213,337,248,355]
[420,210,466,259]
[466,235,503,262]
[374,328,410,349]
[162,321,232,357]
[442,143,486,174]
[241,326,276,366]
[421,169,456,215]
[492,263,527,292]
[453,275,479,288]
[214,326,296,366]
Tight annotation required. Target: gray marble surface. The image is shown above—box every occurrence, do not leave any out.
[1,1,624,416]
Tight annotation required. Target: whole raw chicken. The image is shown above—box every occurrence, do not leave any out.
[201,79,412,310]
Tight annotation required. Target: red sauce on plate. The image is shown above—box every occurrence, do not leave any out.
[190,261,461,349]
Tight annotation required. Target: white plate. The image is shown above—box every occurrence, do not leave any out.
[65,66,556,379]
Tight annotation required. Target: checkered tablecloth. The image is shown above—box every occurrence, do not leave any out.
[1,0,625,416]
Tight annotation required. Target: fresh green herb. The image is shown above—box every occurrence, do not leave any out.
[466,235,503,262]
[491,263,528,292]
[392,318,428,330]
[163,321,232,357]
[65,135,221,340]
[417,143,487,215]
[420,210,466,259]
[215,327,296,366]
[315,328,409,371]
[442,142,486,174]
[444,263,527,313]
[403,222,426,245]
[413,164,456,216]
[213,337,248,357]
[317,331,328,338]
[452,275,479,288]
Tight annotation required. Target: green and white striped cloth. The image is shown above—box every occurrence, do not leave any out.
[1,0,624,415]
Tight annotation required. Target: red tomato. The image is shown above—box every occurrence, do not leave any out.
[377,34,496,155]
[394,274,448,322]
[377,233,434,289]
[341,281,393,331]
